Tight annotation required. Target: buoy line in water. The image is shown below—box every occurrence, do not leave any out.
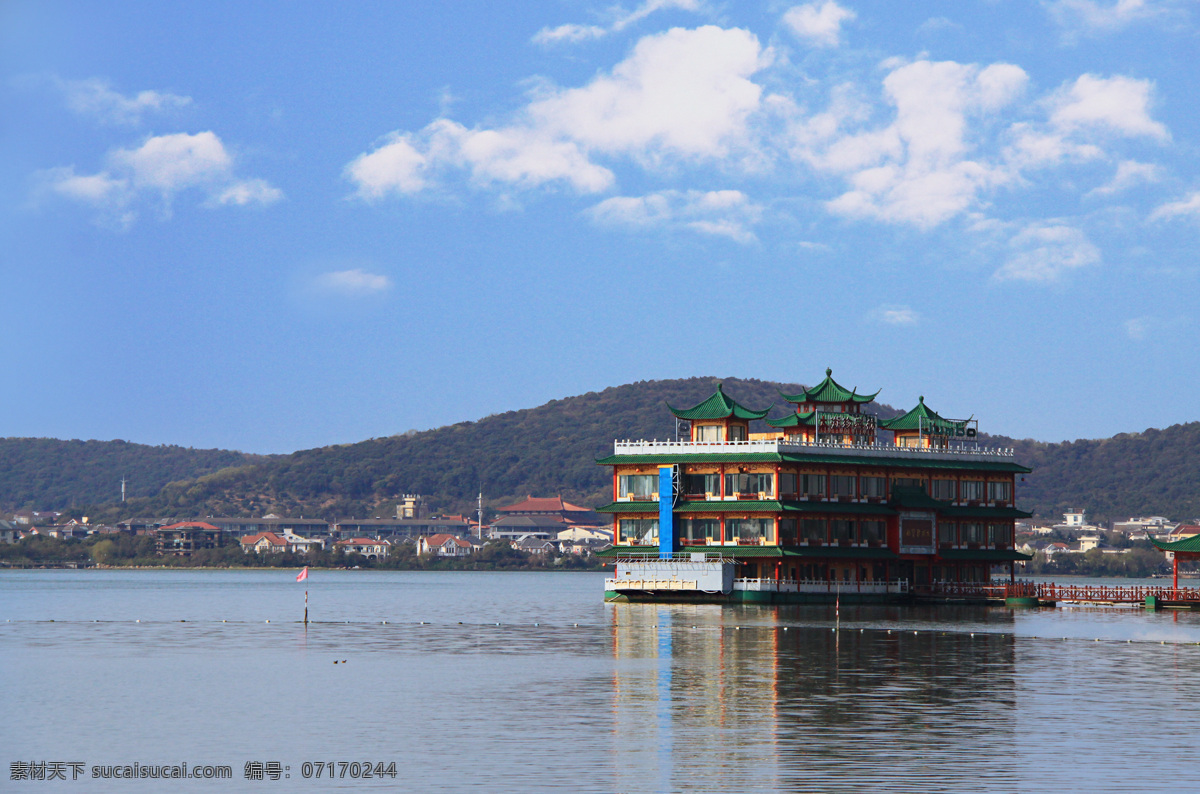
[5,618,1200,646]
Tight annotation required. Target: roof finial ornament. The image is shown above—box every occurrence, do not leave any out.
[826,367,832,376]
[919,395,924,403]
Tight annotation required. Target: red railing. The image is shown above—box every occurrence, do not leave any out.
[928,580,1200,603]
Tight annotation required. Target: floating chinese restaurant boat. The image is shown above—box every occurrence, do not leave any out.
[597,369,1033,604]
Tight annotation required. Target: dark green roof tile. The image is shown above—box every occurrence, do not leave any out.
[880,395,968,433]
[781,368,879,405]
[667,384,770,421]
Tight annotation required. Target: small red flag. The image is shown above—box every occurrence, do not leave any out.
[296,567,308,582]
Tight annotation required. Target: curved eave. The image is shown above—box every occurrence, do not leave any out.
[765,412,816,428]
[1150,535,1200,553]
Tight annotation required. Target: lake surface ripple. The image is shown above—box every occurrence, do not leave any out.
[4,570,1200,792]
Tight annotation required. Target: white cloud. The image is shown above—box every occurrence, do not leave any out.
[783,1,856,48]
[215,179,284,207]
[534,24,608,44]
[588,189,762,242]
[1150,191,1200,221]
[868,304,920,325]
[110,131,233,195]
[38,166,128,205]
[1049,74,1168,141]
[312,269,392,296]
[12,74,194,125]
[801,60,1028,229]
[1086,160,1162,197]
[38,131,281,225]
[1047,0,1163,34]
[993,223,1100,282]
[1006,74,1166,172]
[345,134,429,199]
[60,77,191,125]
[1124,316,1152,340]
[347,26,769,200]
[533,0,701,45]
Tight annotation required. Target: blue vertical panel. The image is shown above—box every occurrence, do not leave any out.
[658,465,674,559]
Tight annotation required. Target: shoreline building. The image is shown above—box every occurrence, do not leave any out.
[598,371,1032,603]
[490,495,610,541]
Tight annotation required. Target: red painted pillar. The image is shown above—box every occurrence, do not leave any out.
[1174,554,1179,590]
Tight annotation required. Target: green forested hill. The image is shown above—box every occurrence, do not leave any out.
[11,378,1200,524]
[0,438,266,511]
[1000,425,1200,523]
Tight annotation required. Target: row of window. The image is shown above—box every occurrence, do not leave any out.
[617,518,1012,546]
[939,522,1013,546]
[624,472,1013,502]
[695,424,748,442]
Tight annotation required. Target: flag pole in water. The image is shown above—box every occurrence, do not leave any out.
[835,582,844,633]
[297,566,309,625]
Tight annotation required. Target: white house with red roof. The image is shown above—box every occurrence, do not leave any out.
[239,531,321,554]
[416,533,474,557]
[335,537,389,559]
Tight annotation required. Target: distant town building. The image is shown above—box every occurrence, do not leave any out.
[205,516,331,537]
[156,522,224,556]
[239,531,322,554]
[335,538,389,559]
[333,517,470,541]
[416,534,474,557]
[1062,509,1086,527]
[396,494,428,520]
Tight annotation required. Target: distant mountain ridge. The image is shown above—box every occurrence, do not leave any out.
[5,377,1199,524]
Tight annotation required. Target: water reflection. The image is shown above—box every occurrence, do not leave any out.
[610,604,1018,792]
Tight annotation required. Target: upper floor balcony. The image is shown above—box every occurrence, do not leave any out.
[610,437,1015,462]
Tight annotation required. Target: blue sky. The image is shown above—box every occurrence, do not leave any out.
[3,1,1198,453]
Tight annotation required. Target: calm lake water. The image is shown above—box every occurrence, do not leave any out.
[5,569,1200,792]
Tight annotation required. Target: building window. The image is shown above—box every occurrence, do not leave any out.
[725,472,773,498]
[938,522,956,546]
[931,479,957,501]
[988,481,1012,502]
[801,518,827,544]
[861,520,885,545]
[696,425,722,442]
[991,523,1011,545]
[780,473,798,496]
[831,519,856,543]
[779,518,797,545]
[799,474,827,498]
[962,522,984,544]
[682,518,718,544]
[620,519,659,545]
[618,474,657,499]
[728,425,747,442]
[861,477,886,498]
[830,475,856,498]
[728,518,771,543]
[961,481,985,501]
[682,473,720,497]
[893,477,925,490]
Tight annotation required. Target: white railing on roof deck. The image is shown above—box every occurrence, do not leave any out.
[612,438,1014,460]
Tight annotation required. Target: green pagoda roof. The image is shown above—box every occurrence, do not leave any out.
[880,396,968,433]
[765,411,817,428]
[667,384,770,421]
[781,368,879,405]
[1149,534,1200,553]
